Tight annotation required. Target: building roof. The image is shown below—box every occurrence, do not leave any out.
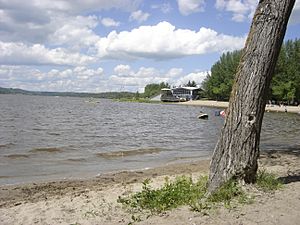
[173,87,200,91]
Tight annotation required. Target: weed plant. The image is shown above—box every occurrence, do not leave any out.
[118,170,282,221]
[256,169,283,191]
[118,176,207,214]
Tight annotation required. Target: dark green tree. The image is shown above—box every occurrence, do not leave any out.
[143,82,170,98]
[202,39,300,104]
[185,80,197,87]
[202,50,242,101]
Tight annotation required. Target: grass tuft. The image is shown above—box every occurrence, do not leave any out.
[256,169,283,191]
[118,170,283,223]
[118,176,207,214]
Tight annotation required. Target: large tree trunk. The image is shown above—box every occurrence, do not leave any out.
[208,0,295,193]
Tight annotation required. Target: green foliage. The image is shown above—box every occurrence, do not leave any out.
[118,176,207,214]
[202,39,300,103]
[118,171,283,223]
[118,175,251,215]
[143,82,170,98]
[271,39,300,103]
[256,170,283,191]
[190,179,252,212]
[202,50,241,101]
[185,80,197,87]
[207,179,245,205]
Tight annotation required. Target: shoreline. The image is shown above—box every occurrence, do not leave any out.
[178,100,300,114]
[1,149,299,225]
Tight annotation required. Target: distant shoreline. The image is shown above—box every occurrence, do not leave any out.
[178,100,300,114]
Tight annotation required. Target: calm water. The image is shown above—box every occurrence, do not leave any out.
[0,95,299,185]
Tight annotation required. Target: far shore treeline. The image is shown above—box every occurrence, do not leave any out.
[0,87,136,99]
[1,39,299,104]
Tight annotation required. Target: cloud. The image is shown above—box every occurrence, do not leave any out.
[95,21,246,60]
[0,41,95,66]
[114,64,132,76]
[129,10,150,23]
[215,0,257,22]
[290,0,300,24]
[48,15,100,49]
[0,0,141,43]
[165,68,183,78]
[1,63,210,92]
[109,64,208,92]
[177,0,205,15]
[110,66,166,89]
[0,65,105,92]
[174,71,209,87]
[215,0,300,23]
[101,17,121,27]
[151,3,172,14]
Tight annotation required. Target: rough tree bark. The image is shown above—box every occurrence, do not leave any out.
[208,0,295,193]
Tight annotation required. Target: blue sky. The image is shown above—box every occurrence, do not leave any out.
[0,0,300,93]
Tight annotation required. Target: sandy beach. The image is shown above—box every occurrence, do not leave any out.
[179,100,300,114]
[0,150,299,225]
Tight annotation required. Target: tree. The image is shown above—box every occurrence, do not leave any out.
[186,80,197,87]
[202,39,300,104]
[135,91,140,100]
[202,51,242,101]
[143,82,170,98]
[208,0,295,193]
[271,39,300,104]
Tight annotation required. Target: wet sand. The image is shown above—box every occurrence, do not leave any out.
[0,150,299,225]
[179,100,300,114]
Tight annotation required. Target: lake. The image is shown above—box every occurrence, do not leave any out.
[0,94,299,185]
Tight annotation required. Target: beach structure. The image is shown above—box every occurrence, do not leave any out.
[172,87,201,100]
[160,87,201,102]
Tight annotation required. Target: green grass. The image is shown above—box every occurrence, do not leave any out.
[118,176,207,214]
[256,169,283,191]
[118,170,282,223]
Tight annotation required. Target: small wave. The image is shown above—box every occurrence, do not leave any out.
[29,147,63,153]
[0,176,11,179]
[4,154,30,159]
[96,147,164,159]
[65,158,87,162]
[47,132,61,136]
[0,143,15,148]
[32,128,47,131]
[85,135,102,138]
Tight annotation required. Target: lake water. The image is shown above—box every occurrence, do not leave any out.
[0,95,299,185]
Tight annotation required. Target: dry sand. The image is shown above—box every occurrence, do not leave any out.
[0,150,299,225]
[179,100,300,114]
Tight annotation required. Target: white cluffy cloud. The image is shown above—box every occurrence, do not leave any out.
[0,0,142,44]
[110,64,208,92]
[96,21,246,60]
[101,17,121,27]
[0,65,104,92]
[215,0,257,22]
[0,41,95,66]
[174,71,209,87]
[215,0,300,23]
[48,15,100,49]
[177,0,206,15]
[129,10,150,23]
